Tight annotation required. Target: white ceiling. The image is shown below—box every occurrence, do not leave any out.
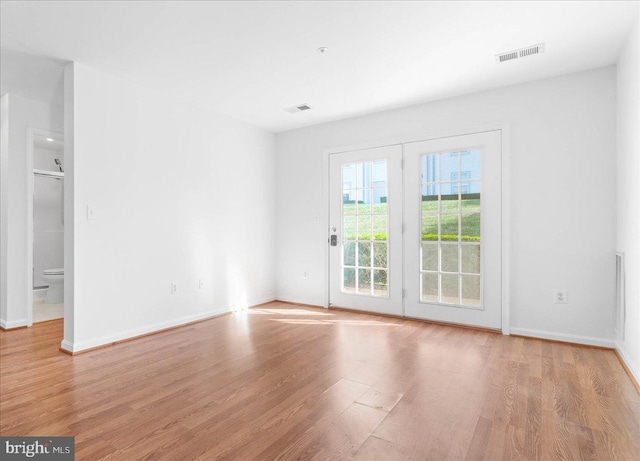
[1,48,65,106]
[1,1,638,133]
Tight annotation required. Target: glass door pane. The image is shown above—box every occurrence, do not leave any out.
[341,160,388,297]
[420,150,481,307]
[404,131,502,330]
[33,175,64,289]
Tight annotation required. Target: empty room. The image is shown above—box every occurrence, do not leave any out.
[1,1,639,460]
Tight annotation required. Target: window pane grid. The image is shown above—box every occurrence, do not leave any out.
[342,160,389,298]
[420,150,481,308]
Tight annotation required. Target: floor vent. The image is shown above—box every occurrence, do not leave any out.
[615,252,626,341]
[284,104,312,114]
[496,43,545,63]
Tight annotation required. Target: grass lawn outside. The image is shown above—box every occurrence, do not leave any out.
[341,196,481,241]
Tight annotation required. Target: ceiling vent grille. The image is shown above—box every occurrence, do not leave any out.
[498,51,518,63]
[284,104,312,114]
[496,43,545,63]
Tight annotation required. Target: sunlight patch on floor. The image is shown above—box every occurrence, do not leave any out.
[251,308,334,316]
[269,318,400,326]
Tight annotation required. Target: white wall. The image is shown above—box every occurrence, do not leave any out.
[63,63,276,352]
[616,12,640,383]
[33,144,64,170]
[0,93,63,328]
[0,94,8,323]
[275,67,617,345]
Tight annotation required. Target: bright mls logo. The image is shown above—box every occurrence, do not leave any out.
[1,437,74,460]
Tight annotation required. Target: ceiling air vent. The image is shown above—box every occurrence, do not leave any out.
[284,104,312,114]
[498,51,518,63]
[496,43,545,63]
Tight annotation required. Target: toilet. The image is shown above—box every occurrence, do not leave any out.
[42,268,64,304]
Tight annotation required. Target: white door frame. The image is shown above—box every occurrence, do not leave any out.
[26,127,64,327]
[323,123,511,334]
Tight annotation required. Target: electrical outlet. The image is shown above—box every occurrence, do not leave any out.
[303,271,309,280]
[554,289,567,304]
[87,204,98,220]
[198,279,205,290]
[171,281,178,294]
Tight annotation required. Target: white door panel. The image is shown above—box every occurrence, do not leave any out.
[329,145,403,315]
[403,131,502,329]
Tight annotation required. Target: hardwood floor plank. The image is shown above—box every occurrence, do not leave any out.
[237,378,370,461]
[524,376,542,460]
[1,302,638,460]
[355,387,404,412]
[465,416,492,461]
[505,425,526,461]
[305,403,387,460]
[352,435,413,461]
[482,419,509,461]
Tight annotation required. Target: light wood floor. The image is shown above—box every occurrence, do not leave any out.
[1,302,639,460]
[32,298,64,323]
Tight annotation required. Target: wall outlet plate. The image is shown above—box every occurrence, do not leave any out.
[87,204,98,220]
[199,279,205,290]
[171,281,178,294]
[554,289,567,304]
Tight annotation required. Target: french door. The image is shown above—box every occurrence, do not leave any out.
[328,131,502,330]
[328,145,403,315]
[403,131,502,329]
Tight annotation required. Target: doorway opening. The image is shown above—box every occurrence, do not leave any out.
[28,130,64,325]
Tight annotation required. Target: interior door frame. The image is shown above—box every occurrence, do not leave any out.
[26,127,64,327]
[323,123,511,334]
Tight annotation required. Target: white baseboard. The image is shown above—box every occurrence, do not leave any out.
[247,296,277,307]
[60,307,232,353]
[510,327,616,348]
[0,318,28,329]
[276,296,325,307]
[616,342,640,388]
[59,297,278,353]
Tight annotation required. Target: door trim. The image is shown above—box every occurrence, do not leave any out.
[323,123,511,334]
[322,148,330,309]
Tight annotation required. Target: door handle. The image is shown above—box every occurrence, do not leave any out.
[330,234,338,246]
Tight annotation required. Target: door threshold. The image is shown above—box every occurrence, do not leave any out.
[328,305,501,334]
